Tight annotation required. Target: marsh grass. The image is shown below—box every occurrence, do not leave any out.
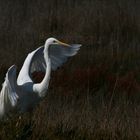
[0,0,140,139]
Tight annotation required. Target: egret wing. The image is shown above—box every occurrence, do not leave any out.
[0,65,18,117]
[17,47,46,85]
[29,47,46,76]
[17,44,81,85]
[49,44,81,70]
[29,44,81,72]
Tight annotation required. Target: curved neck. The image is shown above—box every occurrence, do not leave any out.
[33,44,51,97]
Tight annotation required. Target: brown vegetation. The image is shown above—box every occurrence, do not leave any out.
[0,0,140,139]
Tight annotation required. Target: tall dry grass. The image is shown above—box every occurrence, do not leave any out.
[0,0,140,139]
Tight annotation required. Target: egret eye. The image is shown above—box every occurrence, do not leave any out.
[53,40,56,43]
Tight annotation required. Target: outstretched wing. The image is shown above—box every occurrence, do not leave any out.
[17,44,81,85]
[29,44,81,73]
[17,47,45,85]
[49,44,81,70]
[0,65,18,117]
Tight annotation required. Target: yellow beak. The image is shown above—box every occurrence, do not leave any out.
[57,40,70,47]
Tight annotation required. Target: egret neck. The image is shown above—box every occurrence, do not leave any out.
[33,43,51,97]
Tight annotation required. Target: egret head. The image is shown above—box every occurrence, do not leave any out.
[45,37,70,47]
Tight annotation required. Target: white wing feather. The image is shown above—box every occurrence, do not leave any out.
[17,44,81,85]
[49,44,81,70]
[0,65,18,117]
[29,44,81,73]
[17,47,45,85]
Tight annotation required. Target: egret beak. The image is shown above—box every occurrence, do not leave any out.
[57,40,70,47]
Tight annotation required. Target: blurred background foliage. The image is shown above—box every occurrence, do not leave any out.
[0,0,140,139]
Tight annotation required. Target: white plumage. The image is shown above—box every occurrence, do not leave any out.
[0,37,81,117]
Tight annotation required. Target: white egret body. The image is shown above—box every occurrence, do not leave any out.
[0,38,81,117]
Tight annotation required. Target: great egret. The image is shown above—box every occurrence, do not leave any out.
[0,37,81,117]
